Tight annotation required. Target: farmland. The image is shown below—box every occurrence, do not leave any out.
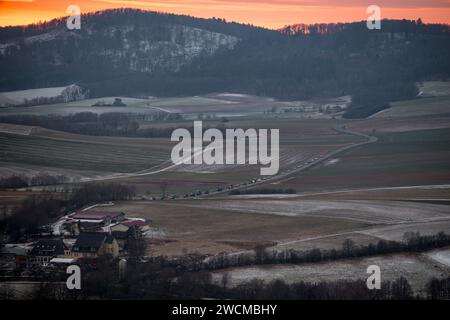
[0,128,172,179]
[270,128,450,192]
[99,200,371,256]
[0,108,365,194]
[211,252,450,296]
[372,96,450,119]
[0,85,68,107]
[1,82,450,295]
[0,97,157,116]
[1,85,450,196]
[0,94,280,117]
[99,178,450,256]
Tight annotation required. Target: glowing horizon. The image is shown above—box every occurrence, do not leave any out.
[0,0,449,29]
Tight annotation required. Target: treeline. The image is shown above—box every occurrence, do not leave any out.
[1,9,449,120]
[229,188,296,195]
[3,232,450,299]
[0,174,69,189]
[149,232,450,273]
[427,277,450,300]
[76,263,419,300]
[0,112,230,138]
[4,262,450,300]
[0,8,270,43]
[69,182,136,208]
[0,182,135,241]
[12,254,448,300]
[343,81,418,118]
[281,19,450,37]
[0,112,183,137]
[12,95,65,108]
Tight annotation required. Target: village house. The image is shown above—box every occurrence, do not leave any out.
[71,233,119,258]
[110,220,149,250]
[27,239,68,268]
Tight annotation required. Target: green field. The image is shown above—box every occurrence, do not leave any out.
[275,128,450,192]
[0,131,171,174]
[373,95,450,118]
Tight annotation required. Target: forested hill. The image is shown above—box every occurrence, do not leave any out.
[0,9,449,115]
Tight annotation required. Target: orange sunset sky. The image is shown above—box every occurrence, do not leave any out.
[0,0,449,29]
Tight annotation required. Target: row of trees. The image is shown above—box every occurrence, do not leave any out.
[0,112,183,137]
[343,81,419,118]
[78,261,418,300]
[70,182,136,208]
[147,232,450,273]
[0,174,69,189]
[229,188,296,195]
[0,112,230,138]
[6,252,447,300]
[0,182,136,241]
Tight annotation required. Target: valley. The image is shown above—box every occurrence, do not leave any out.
[0,9,450,300]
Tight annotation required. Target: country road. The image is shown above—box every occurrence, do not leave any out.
[203,126,378,197]
[27,126,378,194]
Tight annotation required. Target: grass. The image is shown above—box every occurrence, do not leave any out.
[277,128,450,191]
[101,200,368,256]
[0,97,157,116]
[374,96,450,118]
[0,115,359,192]
[419,81,450,97]
[0,131,171,173]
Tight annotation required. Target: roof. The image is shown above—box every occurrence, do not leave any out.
[72,233,108,253]
[122,220,147,228]
[72,210,124,220]
[30,239,67,256]
[79,221,104,231]
[50,258,75,264]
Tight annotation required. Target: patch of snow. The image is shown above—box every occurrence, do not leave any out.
[0,86,67,106]
[427,249,450,267]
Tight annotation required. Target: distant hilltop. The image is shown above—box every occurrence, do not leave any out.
[0,9,449,105]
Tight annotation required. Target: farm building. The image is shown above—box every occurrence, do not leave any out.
[71,233,119,258]
[71,211,125,224]
[111,220,149,233]
[110,220,150,247]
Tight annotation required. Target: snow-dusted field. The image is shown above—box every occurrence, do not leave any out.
[419,81,450,97]
[0,96,158,115]
[0,123,37,135]
[427,248,450,267]
[0,86,67,107]
[212,252,450,295]
[182,199,450,224]
[359,221,450,242]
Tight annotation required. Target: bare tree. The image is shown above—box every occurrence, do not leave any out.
[160,181,168,197]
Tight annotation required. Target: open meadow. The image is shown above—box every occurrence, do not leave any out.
[0,126,172,180]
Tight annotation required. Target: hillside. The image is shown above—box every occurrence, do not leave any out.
[0,9,450,113]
